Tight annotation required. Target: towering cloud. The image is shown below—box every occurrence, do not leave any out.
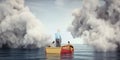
[0,0,50,48]
[69,0,120,52]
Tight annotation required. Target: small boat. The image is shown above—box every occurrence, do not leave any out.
[46,45,74,54]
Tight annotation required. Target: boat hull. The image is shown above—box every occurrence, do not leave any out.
[46,45,74,54]
[46,47,61,54]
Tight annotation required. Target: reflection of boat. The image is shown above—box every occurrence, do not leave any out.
[46,53,60,60]
[46,53,73,60]
[45,45,74,54]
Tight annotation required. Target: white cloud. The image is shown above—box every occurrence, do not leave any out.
[0,0,50,48]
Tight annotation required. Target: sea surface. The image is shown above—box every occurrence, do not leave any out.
[0,44,120,60]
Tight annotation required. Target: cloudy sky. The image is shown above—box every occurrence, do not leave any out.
[25,0,83,44]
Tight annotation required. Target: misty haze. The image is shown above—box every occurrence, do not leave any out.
[0,0,120,60]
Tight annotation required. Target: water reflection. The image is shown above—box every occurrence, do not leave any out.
[0,45,120,60]
[46,54,60,60]
[94,51,120,60]
[0,48,46,60]
[61,54,73,60]
[46,54,73,60]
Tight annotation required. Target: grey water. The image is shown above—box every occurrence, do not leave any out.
[0,44,119,60]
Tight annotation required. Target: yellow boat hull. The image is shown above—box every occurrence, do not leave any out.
[46,47,61,54]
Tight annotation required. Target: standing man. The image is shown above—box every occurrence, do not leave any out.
[55,29,62,47]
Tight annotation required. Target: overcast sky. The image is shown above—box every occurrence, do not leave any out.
[25,0,83,44]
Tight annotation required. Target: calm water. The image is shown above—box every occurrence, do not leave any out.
[0,44,120,60]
